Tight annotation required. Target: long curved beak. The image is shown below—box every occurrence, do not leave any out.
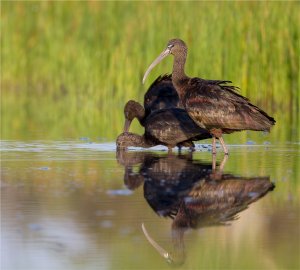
[142,223,173,263]
[123,119,131,132]
[142,48,171,84]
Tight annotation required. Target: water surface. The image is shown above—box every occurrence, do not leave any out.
[1,141,299,270]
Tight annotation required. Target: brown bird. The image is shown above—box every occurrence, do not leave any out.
[118,101,211,151]
[143,39,276,154]
[118,74,211,152]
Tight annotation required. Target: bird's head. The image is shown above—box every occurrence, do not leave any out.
[123,100,145,132]
[116,132,144,149]
[166,39,187,56]
[143,39,187,84]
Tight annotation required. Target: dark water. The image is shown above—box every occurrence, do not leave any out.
[1,141,299,270]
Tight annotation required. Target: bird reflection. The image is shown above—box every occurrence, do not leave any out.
[116,150,275,266]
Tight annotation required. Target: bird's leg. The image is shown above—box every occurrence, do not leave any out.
[189,141,195,152]
[212,136,217,155]
[189,143,196,152]
[218,136,229,155]
[212,153,217,171]
[186,151,193,160]
[211,152,228,181]
[219,154,228,172]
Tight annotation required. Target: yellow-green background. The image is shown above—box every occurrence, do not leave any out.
[2,3,299,270]
[1,1,299,142]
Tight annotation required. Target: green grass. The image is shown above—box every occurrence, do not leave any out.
[1,1,299,142]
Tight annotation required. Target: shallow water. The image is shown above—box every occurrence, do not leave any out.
[1,140,299,270]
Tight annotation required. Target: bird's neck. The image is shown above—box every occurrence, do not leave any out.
[172,53,187,80]
[136,109,146,126]
[172,53,189,99]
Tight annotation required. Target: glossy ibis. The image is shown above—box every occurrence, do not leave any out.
[143,39,276,154]
[118,74,211,151]
[117,100,211,152]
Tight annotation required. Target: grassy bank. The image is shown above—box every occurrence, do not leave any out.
[1,1,299,141]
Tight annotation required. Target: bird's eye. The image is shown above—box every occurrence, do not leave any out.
[167,44,174,49]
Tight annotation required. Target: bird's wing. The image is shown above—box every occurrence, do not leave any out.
[184,78,275,131]
[145,108,210,144]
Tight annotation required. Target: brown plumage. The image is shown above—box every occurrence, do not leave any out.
[123,74,183,132]
[116,151,275,265]
[143,74,184,116]
[143,39,276,154]
[117,75,211,151]
[116,131,156,149]
[117,102,211,151]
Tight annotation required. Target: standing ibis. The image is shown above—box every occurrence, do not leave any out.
[143,39,275,154]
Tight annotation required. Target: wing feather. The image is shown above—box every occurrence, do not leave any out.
[145,108,210,144]
[184,78,275,131]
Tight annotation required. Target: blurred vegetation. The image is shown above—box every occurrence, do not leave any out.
[1,1,299,142]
